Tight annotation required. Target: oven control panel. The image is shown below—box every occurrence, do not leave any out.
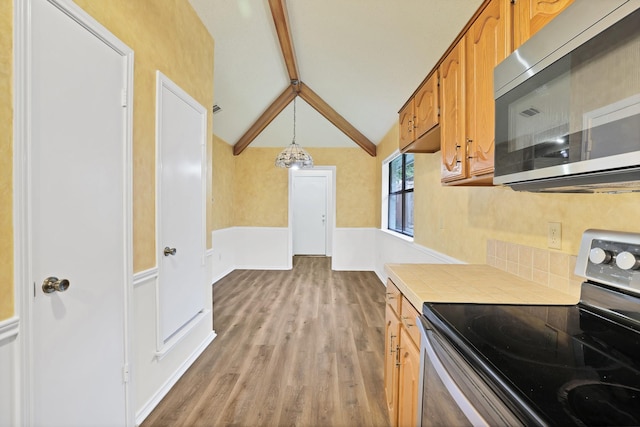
[576,229,640,294]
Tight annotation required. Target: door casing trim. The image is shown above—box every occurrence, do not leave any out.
[288,167,336,267]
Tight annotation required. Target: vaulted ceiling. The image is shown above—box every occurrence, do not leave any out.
[189,0,484,154]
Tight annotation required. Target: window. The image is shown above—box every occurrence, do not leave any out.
[388,153,414,236]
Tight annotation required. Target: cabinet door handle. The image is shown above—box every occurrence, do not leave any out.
[395,344,401,367]
[402,316,414,327]
[466,138,474,159]
[386,292,396,300]
[390,334,396,354]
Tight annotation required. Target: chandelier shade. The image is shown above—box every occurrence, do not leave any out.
[275,97,313,169]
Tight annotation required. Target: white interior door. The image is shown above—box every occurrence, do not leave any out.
[292,173,328,255]
[28,0,132,425]
[157,73,207,343]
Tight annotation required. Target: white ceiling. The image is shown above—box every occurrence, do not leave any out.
[189,0,484,150]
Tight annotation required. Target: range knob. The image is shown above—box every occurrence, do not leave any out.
[589,247,613,265]
[615,251,640,270]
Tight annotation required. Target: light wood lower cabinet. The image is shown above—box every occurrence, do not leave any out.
[384,280,421,427]
[397,305,421,427]
[384,303,401,425]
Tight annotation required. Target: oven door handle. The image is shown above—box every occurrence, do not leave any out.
[420,323,491,427]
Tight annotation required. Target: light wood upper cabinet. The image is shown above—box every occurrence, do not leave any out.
[466,0,510,178]
[399,0,572,185]
[414,72,439,138]
[513,0,575,50]
[440,38,466,183]
[399,72,441,153]
[399,100,415,150]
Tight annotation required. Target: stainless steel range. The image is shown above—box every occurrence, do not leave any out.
[418,230,640,426]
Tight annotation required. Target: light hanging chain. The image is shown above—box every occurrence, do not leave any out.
[292,97,297,144]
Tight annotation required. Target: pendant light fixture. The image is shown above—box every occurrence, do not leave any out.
[275,96,313,169]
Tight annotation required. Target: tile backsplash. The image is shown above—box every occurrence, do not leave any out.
[486,240,584,296]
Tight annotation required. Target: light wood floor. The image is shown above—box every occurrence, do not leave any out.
[142,256,391,427]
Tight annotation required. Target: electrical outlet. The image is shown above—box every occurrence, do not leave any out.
[548,222,562,249]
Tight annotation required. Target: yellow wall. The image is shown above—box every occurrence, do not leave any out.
[233,146,378,228]
[73,0,215,271]
[375,122,640,264]
[211,134,236,230]
[411,140,640,263]
[0,0,13,320]
[375,123,402,228]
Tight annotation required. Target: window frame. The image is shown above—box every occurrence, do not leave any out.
[387,153,414,237]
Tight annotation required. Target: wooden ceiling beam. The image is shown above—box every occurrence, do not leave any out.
[233,1,376,157]
[268,0,299,82]
[233,85,297,156]
[298,82,377,157]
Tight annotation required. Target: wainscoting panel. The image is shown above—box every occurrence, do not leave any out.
[211,227,290,283]
[133,255,215,425]
[374,230,463,282]
[234,227,290,270]
[210,227,462,286]
[211,227,237,284]
[332,228,377,271]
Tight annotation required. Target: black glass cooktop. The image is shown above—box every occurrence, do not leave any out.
[424,303,640,426]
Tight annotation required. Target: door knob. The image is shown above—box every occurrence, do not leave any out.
[42,276,70,294]
[164,247,177,256]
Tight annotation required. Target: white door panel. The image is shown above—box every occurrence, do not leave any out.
[29,0,131,425]
[157,74,207,343]
[292,175,327,255]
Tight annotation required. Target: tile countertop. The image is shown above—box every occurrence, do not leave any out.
[385,263,581,313]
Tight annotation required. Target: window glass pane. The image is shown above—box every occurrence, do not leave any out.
[386,154,415,237]
[404,191,414,236]
[388,194,402,232]
[390,156,403,193]
[405,154,414,190]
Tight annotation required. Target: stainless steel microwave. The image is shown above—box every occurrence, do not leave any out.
[493,0,640,193]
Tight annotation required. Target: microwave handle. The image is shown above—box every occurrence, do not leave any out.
[420,325,490,427]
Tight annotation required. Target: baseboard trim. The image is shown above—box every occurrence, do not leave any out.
[136,330,216,425]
